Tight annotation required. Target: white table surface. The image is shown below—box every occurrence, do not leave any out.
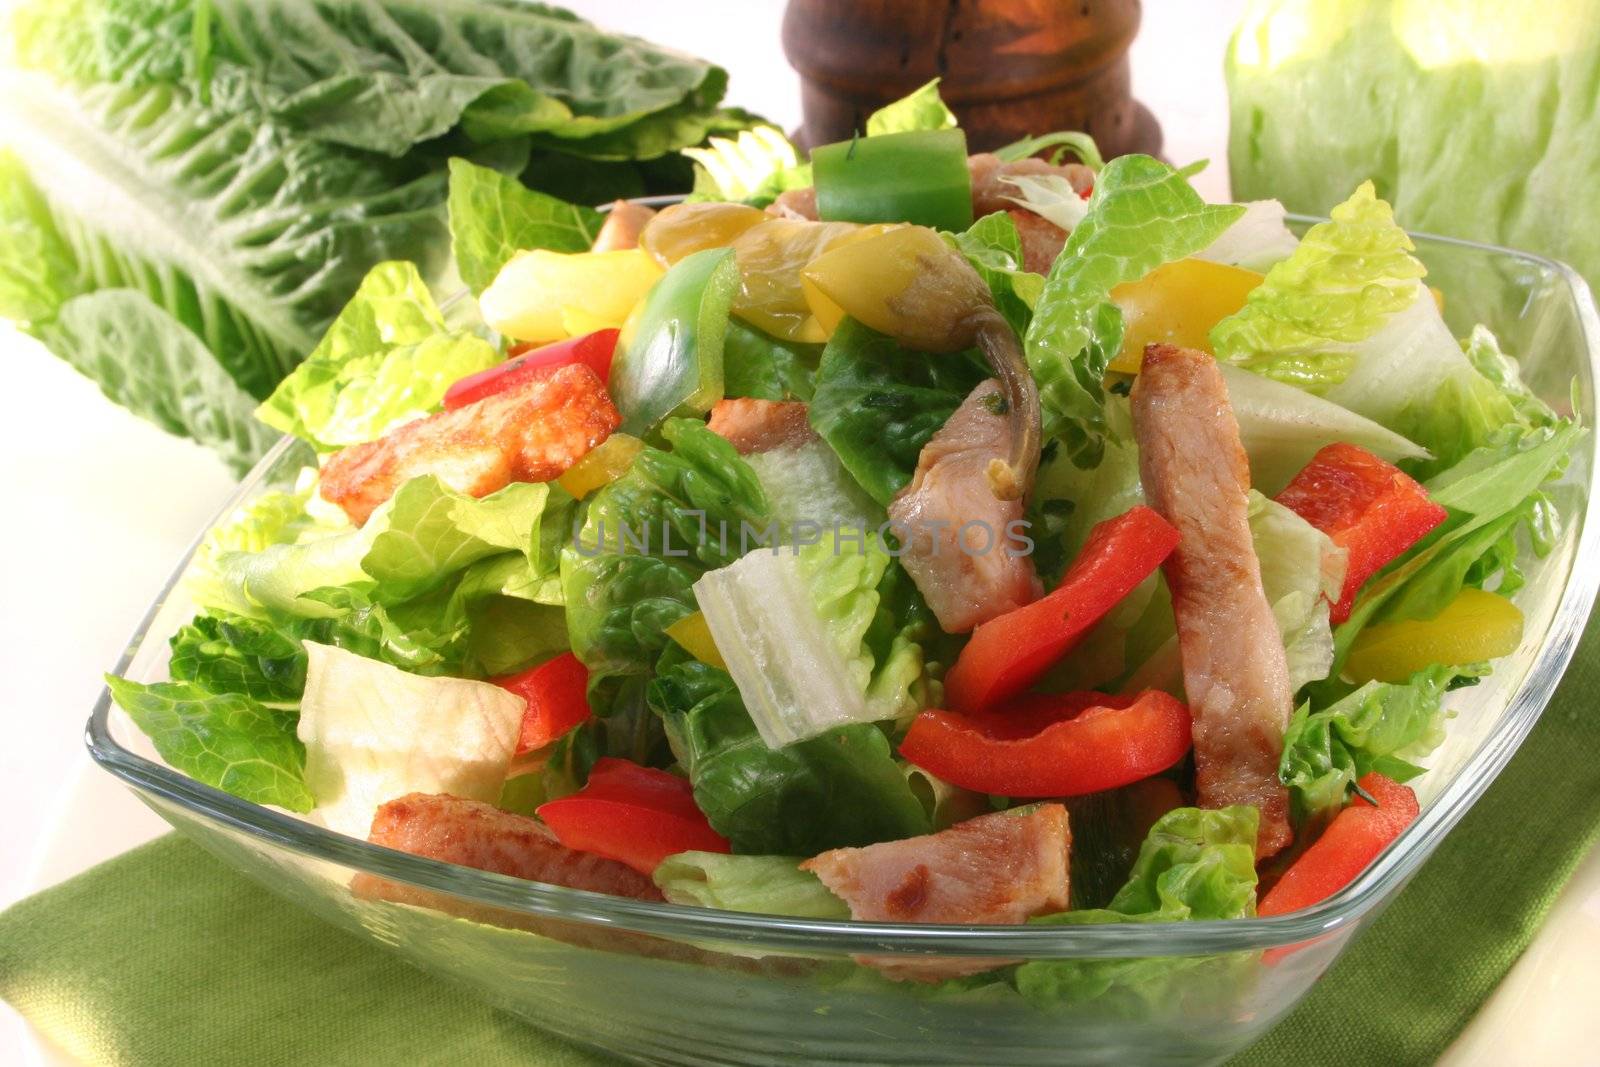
[3,1,1598,1063]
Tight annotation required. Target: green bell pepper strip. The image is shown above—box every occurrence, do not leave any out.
[813,128,973,233]
[609,248,741,438]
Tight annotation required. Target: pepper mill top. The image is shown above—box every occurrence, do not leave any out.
[781,0,1161,159]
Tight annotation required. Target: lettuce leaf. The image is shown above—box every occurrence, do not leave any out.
[296,643,524,837]
[1281,663,1473,830]
[693,532,929,747]
[809,318,989,505]
[685,126,810,206]
[104,676,314,811]
[1211,181,1424,388]
[948,211,1042,336]
[562,419,771,726]
[15,0,733,162]
[1250,492,1346,694]
[653,852,849,918]
[1015,807,1259,1010]
[865,79,958,135]
[647,653,929,854]
[446,158,602,295]
[720,318,820,402]
[255,262,498,450]
[1025,155,1244,466]
[1195,199,1300,272]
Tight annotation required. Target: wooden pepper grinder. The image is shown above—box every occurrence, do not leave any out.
[782,0,1161,158]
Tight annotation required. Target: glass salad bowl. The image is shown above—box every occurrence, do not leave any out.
[86,227,1600,1066]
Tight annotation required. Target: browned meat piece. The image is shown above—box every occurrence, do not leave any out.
[320,363,621,526]
[766,186,818,221]
[802,805,1070,980]
[888,380,1042,633]
[706,398,819,454]
[1131,343,1294,859]
[354,793,663,902]
[592,200,657,252]
[1007,208,1068,274]
[968,152,1094,217]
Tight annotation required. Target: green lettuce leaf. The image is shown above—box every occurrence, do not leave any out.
[994,131,1104,170]
[1250,492,1346,694]
[693,532,930,747]
[647,653,930,855]
[446,158,602,295]
[1015,807,1259,1011]
[865,78,958,135]
[721,318,820,402]
[653,852,849,918]
[256,262,498,450]
[36,288,279,472]
[809,318,989,505]
[1281,663,1472,830]
[948,211,1042,336]
[104,676,314,811]
[684,126,810,206]
[561,419,770,726]
[15,0,732,161]
[1211,181,1425,388]
[1025,155,1244,465]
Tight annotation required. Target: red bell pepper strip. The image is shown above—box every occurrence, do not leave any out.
[494,652,593,755]
[443,328,620,409]
[537,758,730,875]
[1275,443,1447,624]
[1259,772,1418,918]
[899,690,1192,798]
[943,506,1181,713]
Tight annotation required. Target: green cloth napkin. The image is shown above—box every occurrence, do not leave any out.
[6,617,1600,1066]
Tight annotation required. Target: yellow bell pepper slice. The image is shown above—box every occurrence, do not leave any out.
[639,202,767,267]
[1106,259,1264,375]
[557,433,644,499]
[1345,587,1524,684]
[480,248,663,343]
[665,611,727,670]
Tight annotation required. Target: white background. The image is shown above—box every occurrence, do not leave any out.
[3,1,1597,1063]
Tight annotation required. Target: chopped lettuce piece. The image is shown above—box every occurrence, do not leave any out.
[1015,807,1259,1010]
[809,318,988,505]
[865,79,958,136]
[720,318,821,402]
[647,653,930,854]
[741,440,882,537]
[1218,363,1430,493]
[256,262,498,450]
[1195,199,1300,272]
[654,852,849,918]
[685,126,810,206]
[693,532,928,747]
[296,643,524,838]
[1025,155,1244,465]
[1000,173,1089,232]
[1211,181,1425,389]
[562,419,770,730]
[948,211,1042,337]
[993,131,1104,170]
[446,158,602,296]
[1281,663,1476,829]
[105,676,313,811]
[1250,492,1347,694]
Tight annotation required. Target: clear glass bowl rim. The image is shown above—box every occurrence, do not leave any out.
[84,219,1600,962]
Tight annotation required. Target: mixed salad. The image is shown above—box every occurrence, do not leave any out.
[109,82,1579,991]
